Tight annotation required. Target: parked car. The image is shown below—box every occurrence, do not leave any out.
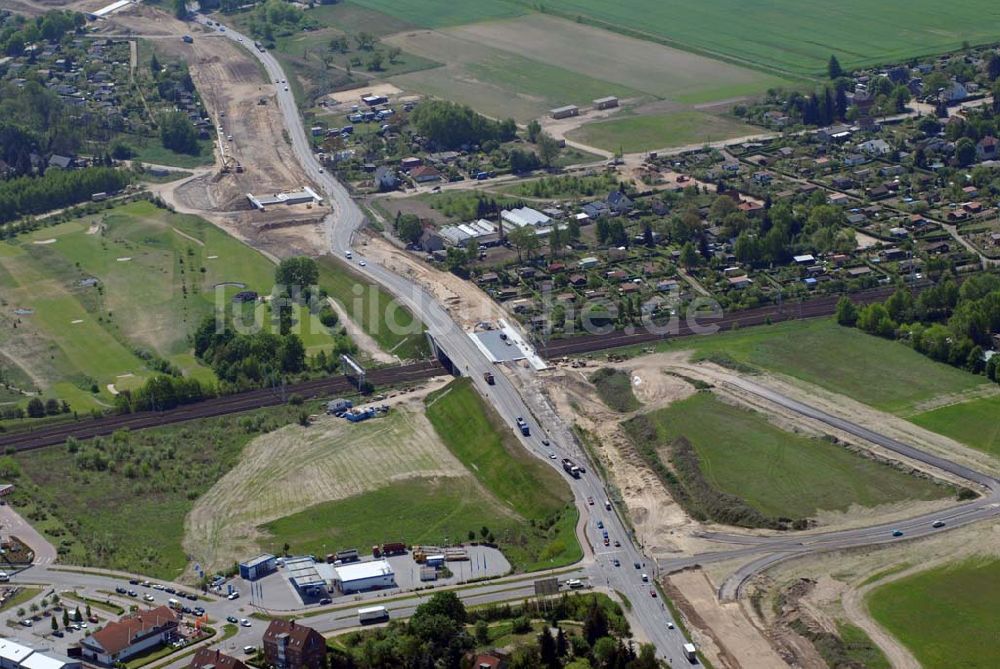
[227,616,239,624]
[319,598,332,605]
[20,620,32,627]
[127,590,138,597]
[240,619,251,627]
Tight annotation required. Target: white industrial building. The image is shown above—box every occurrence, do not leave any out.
[0,640,81,669]
[439,219,499,246]
[332,560,395,593]
[247,186,322,210]
[501,207,551,229]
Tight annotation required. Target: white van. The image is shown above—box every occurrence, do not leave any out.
[0,572,9,582]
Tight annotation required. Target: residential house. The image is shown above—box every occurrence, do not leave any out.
[581,201,610,219]
[80,606,179,666]
[262,621,326,669]
[977,136,998,161]
[410,165,441,183]
[374,166,398,192]
[188,650,249,669]
[419,230,444,253]
[858,139,891,156]
[606,191,633,214]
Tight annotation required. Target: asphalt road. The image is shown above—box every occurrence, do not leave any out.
[193,16,697,665]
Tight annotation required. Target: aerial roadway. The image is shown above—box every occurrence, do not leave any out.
[192,14,696,666]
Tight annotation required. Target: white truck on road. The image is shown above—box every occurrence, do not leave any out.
[358,606,389,624]
[683,642,697,661]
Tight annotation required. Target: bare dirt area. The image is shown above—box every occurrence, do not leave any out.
[325,82,405,106]
[665,568,789,669]
[361,234,506,328]
[539,359,710,559]
[182,378,463,573]
[102,6,329,259]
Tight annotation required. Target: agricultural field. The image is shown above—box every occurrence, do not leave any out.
[446,15,792,103]
[317,256,428,360]
[641,392,949,520]
[386,14,789,123]
[9,402,313,579]
[185,397,469,572]
[910,395,1000,458]
[540,0,1000,75]
[867,559,1000,668]
[347,0,525,28]
[566,110,760,153]
[668,319,987,415]
[0,201,345,414]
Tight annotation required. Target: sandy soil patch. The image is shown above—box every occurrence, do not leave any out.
[362,234,506,328]
[665,568,787,669]
[855,231,881,249]
[105,5,328,259]
[183,381,462,573]
[326,82,403,106]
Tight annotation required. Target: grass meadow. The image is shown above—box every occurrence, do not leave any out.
[567,110,759,153]
[910,395,1000,458]
[666,319,987,415]
[642,392,949,519]
[867,559,1000,668]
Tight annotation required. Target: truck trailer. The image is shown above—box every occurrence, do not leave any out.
[358,606,389,624]
[562,458,581,478]
[515,416,530,436]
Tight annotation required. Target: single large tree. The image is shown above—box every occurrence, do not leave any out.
[828,54,843,79]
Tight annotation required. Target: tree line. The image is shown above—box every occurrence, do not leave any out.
[0,166,130,223]
[837,273,1000,379]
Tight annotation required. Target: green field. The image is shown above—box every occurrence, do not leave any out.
[425,378,580,570]
[641,392,949,519]
[667,319,987,415]
[541,0,1000,75]
[867,559,1000,668]
[10,402,311,579]
[567,110,758,153]
[265,379,581,571]
[317,256,428,360]
[129,136,216,170]
[348,0,525,28]
[0,201,345,413]
[911,395,1000,458]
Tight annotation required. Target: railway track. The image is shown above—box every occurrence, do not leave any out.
[0,285,903,451]
[542,284,898,357]
[0,361,443,451]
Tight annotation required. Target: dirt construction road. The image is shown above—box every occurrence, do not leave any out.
[102,6,328,258]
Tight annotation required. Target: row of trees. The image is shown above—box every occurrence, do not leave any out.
[0,166,130,223]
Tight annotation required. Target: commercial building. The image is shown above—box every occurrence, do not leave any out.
[80,606,178,666]
[0,641,80,669]
[501,207,551,230]
[439,219,499,247]
[262,621,326,669]
[284,557,326,596]
[238,554,277,581]
[332,560,395,594]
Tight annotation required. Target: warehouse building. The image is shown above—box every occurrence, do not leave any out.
[285,557,327,597]
[332,560,395,594]
[0,641,81,669]
[501,207,551,230]
[239,554,277,581]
